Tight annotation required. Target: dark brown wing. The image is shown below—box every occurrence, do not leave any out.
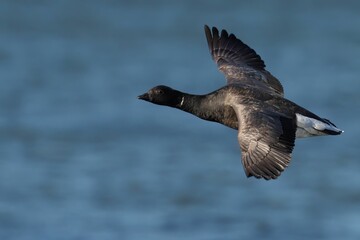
[233,105,296,180]
[204,25,284,96]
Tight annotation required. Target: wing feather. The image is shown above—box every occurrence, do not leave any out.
[204,25,284,96]
[233,106,296,180]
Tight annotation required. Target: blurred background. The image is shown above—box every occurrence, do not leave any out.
[0,0,359,239]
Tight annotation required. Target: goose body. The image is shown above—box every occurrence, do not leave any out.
[138,26,343,180]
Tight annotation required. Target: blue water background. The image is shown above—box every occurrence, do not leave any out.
[0,0,359,239]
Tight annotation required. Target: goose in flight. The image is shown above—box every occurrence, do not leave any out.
[138,25,343,180]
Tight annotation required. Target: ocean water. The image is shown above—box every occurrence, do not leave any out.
[0,0,359,239]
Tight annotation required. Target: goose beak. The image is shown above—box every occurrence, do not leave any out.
[138,92,150,101]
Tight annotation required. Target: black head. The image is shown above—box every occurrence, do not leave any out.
[138,85,183,107]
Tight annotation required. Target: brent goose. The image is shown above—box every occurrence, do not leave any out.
[138,25,343,180]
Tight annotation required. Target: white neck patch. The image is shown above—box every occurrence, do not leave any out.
[180,96,184,107]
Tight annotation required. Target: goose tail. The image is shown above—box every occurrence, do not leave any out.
[295,113,343,138]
